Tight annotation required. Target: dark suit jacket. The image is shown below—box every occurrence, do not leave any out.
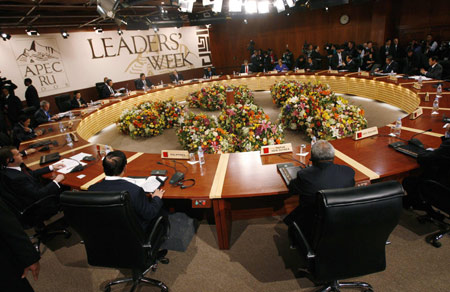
[13,123,37,143]
[1,166,60,209]
[34,108,51,126]
[70,97,87,109]
[0,198,40,288]
[330,53,346,69]
[5,94,23,124]
[169,73,184,83]
[25,85,40,110]
[425,63,443,79]
[240,64,252,73]
[380,61,399,73]
[88,179,163,231]
[345,60,359,72]
[284,162,355,239]
[100,85,115,99]
[417,137,450,186]
[204,68,216,78]
[135,78,153,90]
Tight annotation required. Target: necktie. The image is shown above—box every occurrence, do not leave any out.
[245,66,248,73]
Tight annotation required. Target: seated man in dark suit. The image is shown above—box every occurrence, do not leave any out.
[204,67,216,78]
[330,46,346,70]
[0,146,65,210]
[135,73,153,91]
[24,78,40,110]
[34,101,58,126]
[0,197,41,292]
[13,115,43,143]
[284,140,355,242]
[375,55,399,73]
[169,70,184,84]
[100,79,116,99]
[2,86,23,125]
[403,49,422,75]
[344,55,358,72]
[240,59,252,74]
[305,57,316,72]
[70,91,87,109]
[403,124,450,210]
[420,56,443,79]
[88,150,165,232]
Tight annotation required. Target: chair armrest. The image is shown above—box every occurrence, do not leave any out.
[21,195,58,216]
[292,221,315,259]
[143,215,170,249]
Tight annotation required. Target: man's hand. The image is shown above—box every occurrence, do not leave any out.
[22,262,40,281]
[35,129,43,136]
[54,174,65,183]
[52,163,65,170]
[420,68,426,74]
[26,148,37,155]
[151,189,165,199]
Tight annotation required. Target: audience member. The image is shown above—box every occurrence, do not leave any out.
[331,46,346,70]
[282,49,294,69]
[70,91,87,109]
[295,55,306,69]
[268,49,277,68]
[423,34,438,57]
[403,49,421,75]
[420,56,443,79]
[305,57,316,72]
[24,78,40,110]
[88,150,165,232]
[379,39,393,66]
[2,86,23,124]
[284,140,355,241]
[135,73,153,90]
[344,55,358,72]
[0,197,41,292]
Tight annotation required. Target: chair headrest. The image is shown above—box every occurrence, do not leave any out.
[319,181,404,208]
[60,191,130,207]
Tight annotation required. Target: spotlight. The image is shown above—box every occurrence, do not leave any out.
[153,26,159,32]
[26,27,39,36]
[286,12,290,16]
[117,28,123,35]
[94,27,103,34]
[1,32,11,41]
[243,19,248,24]
[245,0,257,14]
[325,6,329,11]
[61,30,69,39]
[229,0,242,12]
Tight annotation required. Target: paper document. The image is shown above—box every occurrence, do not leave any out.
[126,176,168,193]
[53,158,87,174]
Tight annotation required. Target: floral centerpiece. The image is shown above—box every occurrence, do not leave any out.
[187,84,226,111]
[231,85,254,105]
[117,100,185,138]
[239,121,285,151]
[270,80,303,106]
[279,82,367,140]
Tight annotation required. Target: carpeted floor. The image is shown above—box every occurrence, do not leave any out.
[28,92,450,292]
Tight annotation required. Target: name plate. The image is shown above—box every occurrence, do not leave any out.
[260,143,293,155]
[240,73,249,76]
[226,75,231,80]
[100,100,110,105]
[156,84,164,89]
[352,127,378,140]
[179,80,185,84]
[211,76,219,80]
[360,71,370,77]
[329,70,339,74]
[413,82,422,90]
[409,107,423,120]
[296,69,305,73]
[161,150,189,159]
[424,92,430,102]
[269,70,278,74]
[389,75,398,82]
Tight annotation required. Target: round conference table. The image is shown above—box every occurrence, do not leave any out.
[20,70,449,249]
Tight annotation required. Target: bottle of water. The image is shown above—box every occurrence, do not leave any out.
[198,146,205,165]
[104,145,111,155]
[394,117,402,137]
[59,122,64,133]
[311,135,317,146]
[432,98,439,115]
[358,67,361,74]
[65,133,73,147]
[418,76,423,86]
[437,84,442,97]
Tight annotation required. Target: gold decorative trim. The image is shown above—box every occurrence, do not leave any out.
[209,153,230,199]
[334,149,380,180]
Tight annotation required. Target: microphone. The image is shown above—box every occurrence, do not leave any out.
[66,158,84,173]
[157,161,177,172]
[410,128,432,139]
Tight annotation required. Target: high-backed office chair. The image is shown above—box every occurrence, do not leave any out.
[418,180,450,248]
[54,94,72,112]
[60,191,170,292]
[290,181,404,292]
[134,79,140,90]
[0,180,71,253]
[95,82,105,99]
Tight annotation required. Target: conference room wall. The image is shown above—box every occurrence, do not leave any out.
[209,0,450,74]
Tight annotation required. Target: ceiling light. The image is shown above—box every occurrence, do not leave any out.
[153,26,159,32]
[258,1,269,13]
[26,28,39,36]
[117,28,123,35]
[212,0,223,12]
[325,6,329,11]
[1,32,11,41]
[96,0,119,19]
[61,30,69,39]
[245,0,257,14]
[229,0,242,12]
[274,0,285,12]
[94,27,103,34]
[243,19,248,24]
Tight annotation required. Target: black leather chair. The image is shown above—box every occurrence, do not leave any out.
[418,180,450,247]
[54,94,72,112]
[95,82,105,99]
[0,180,71,253]
[60,191,169,292]
[290,181,404,292]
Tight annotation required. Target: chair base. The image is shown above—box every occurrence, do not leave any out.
[104,274,168,292]
[316,280,373,292]
[30,228,72,253]
[426,227,450,248]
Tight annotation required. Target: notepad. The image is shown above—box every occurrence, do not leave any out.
[126,176,168,193]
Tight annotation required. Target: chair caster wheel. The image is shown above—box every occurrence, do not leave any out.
[160,285,168,292]
[104,287,111,292]
[426,235,442,248]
